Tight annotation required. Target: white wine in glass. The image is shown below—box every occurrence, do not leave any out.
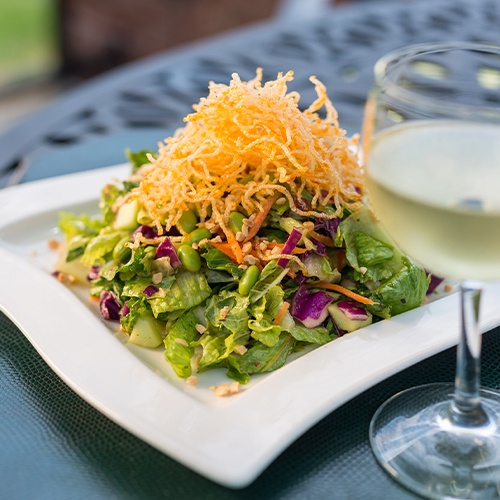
[364,42,500,499]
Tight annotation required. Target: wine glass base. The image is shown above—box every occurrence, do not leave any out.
[369,383,500,499]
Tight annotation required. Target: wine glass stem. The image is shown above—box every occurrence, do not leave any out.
[451,282,487,425]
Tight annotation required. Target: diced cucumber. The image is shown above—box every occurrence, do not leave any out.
[129,312,164,348]
[327,302,373,332]
[114,200,140,230]
[54,252,89,283]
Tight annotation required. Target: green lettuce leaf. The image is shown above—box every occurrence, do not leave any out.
[337,206,428,317]
[367,257,429,318]
[65,235,93,262]
[200,245,243,279]
[81,230,126,266]
[197,290,251,367]
[248,260,289,303]
[248,319,282,347]
[196,333,226,371]
[264,286,285,317]
[98,259,120,281]
[58,211,103,240]
[120,296,148,333]
[336,205,403,283]
[205,290,250,336]
[163,310,199,379]
[119,245,156,277]
[246,285,286,347]
[126,148,156,173]
[99,184,122,226]
[122,276,175,298]
[228,332,296,376]
[149,270,212,316]
[288,323,332,345]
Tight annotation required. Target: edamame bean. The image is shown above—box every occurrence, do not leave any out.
[186,227,212,245]
[238,265,261,296]
[177,210,198,234]
[177,245,202,272]
[228,211,246,234]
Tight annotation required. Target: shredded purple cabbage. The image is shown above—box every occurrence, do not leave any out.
[133,224,157,239]
[293,271,307,285]
[87,265,101,281]
[294,196,312,212]
[336,300,369,320]
[310,240,326,256]
[99,290,121,321]
[143,285,159,297]
[291,285,333,328]
[165,226,181,237]
[314,218,341,239]
[426,273,444,295]
[277,228,303,267]
[122,301,130,317]
[155,237,182,267]
[332,320,346,337]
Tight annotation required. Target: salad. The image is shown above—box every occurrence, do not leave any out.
[55,69,429,387]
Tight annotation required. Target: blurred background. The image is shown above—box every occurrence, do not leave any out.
[0,0,359,134]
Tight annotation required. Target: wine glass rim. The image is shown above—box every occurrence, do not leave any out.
[373,41,500,118]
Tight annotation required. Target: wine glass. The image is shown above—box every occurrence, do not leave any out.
[363,42,500,499]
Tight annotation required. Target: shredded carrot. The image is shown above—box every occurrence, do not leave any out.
[307,230,336,248]
[266,242,308,254]
[208,241,264,268]
[207,241,237,260]
[224,229,244,264]
[243,193,279,243]
[309,281,377,306]
[273,301,290,325]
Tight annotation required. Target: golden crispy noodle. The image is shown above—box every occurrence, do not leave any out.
[128,69,363,235]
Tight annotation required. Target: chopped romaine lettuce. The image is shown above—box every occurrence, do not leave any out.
[125,148,156,173]
[164,310,198,378]
[149,270,212,316]
[336,205,404,283]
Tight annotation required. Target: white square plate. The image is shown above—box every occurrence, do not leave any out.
[1,164,499,488]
